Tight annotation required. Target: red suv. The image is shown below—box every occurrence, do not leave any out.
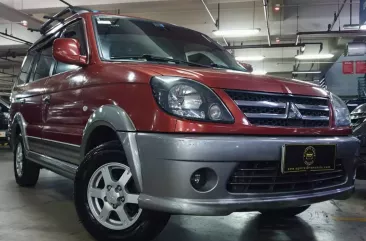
[9,7,360,241]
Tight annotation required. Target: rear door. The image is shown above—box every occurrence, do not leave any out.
[41,20,87,165]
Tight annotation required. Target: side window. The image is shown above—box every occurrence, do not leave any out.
[53,20,86,75]
[18,53,34,85]
[32,45,54,82]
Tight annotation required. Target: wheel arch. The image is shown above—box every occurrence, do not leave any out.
[10,113,28,151]
[80,105,143,192]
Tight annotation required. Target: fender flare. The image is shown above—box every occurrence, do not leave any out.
[10,112,29,151]
[80,104,143,192]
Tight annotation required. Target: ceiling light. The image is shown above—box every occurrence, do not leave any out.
[213,29,261,37]
[235,56,265,61]
[360,25,366,30]
[274,4,280,11]
[295,54,334,60]
[292,71,321,74]
[252,70,267,75]
[20,20,28,27]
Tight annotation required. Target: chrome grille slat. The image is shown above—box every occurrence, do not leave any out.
[245,113,287,119]
[235,100,287,108]
[302,116,329,121]
[295,103,329,111]
[226,90,330,128]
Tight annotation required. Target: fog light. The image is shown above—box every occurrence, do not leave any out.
[190,168,218,192]
[208,104,222,120]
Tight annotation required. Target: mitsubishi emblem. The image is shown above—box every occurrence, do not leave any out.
[287,102,303,119]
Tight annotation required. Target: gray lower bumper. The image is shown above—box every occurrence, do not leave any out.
[120,133,360,215]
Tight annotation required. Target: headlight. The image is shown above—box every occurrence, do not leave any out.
[330,92,351,127]
[151,76,234,123]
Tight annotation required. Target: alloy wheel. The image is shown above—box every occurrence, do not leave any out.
[15,143,24,177]
[87,162,142,230]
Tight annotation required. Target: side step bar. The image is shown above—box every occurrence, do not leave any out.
[27,151,78,180]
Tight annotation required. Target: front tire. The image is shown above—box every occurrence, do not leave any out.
[13,135,40,187]
[74,141,170,241]
[260,205,310,217]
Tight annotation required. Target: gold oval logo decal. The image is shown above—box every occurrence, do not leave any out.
[303,146,316,166]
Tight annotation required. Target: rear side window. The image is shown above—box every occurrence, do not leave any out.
[18,53,34,84]
[33,45,54,81]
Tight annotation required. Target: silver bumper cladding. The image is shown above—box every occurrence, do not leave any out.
[118,133,360,215]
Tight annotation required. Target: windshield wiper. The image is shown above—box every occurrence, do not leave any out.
[110,54,211,68]
[210,63,233,70]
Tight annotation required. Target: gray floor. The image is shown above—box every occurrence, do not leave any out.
[0,147,366,241]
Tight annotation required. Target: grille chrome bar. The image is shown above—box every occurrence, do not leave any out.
[229,175,344,185]
[245,113,329,121]
[235,100,287,108]
[302,115,329,121]
[245,113,287,119]
[295,103,329,111]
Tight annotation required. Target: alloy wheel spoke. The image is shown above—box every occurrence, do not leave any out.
[99,203,112,222]
[89,187,104,199]
[115,206,132,224]
[101,166,113,184]
[118,169,132,186]
[125,193,139,204]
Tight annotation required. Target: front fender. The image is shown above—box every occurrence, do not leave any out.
[80,104,143,192]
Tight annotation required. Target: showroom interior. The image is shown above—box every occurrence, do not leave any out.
[1,0,366,240]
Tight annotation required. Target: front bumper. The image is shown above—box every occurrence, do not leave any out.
[124,133,360,215]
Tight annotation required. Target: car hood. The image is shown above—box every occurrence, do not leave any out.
[116,63,329,98]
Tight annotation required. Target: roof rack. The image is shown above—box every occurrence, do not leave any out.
[28,0,93,35]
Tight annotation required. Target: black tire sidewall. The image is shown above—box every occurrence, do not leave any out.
[74,141,169,241]
[13,135,40,186]
[13,135,24,182]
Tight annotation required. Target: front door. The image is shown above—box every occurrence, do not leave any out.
[40,19,88,165]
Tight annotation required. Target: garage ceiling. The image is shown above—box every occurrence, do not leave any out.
[0,0,363,96]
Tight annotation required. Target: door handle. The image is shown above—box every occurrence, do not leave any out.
[42,95,51,104]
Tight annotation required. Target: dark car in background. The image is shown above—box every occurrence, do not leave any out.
[350,103,366,179]
[0,98,9,145]
[346,98,366,112]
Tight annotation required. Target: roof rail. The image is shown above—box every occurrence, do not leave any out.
[28,0,93,35]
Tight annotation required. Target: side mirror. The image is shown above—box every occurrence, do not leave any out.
[53,38,87,66]
[238,62,253,73]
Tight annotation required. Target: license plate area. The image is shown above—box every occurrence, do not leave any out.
[0,131,5,138]
[281,144,336,174]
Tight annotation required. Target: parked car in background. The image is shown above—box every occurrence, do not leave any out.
[8,7,360,241]
[346,98,366,112]
[0,98,9,145]
[350,103,366,179]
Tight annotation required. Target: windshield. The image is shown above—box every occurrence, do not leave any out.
[93,16,246,71]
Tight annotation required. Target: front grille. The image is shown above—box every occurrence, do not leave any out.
[350,113,366,129]
[225,90,330,127]
[227,159,346,194]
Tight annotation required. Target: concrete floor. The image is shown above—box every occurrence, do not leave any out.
[1,147,366,241]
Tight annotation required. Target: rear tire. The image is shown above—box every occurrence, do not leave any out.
[260,205,310,217]
[13,135,40,187]
[74,141,170,241]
